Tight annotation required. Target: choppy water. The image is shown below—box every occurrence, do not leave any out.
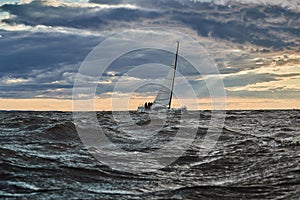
[0,110,299,199]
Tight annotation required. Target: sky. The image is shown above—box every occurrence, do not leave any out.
[0,0,299,110]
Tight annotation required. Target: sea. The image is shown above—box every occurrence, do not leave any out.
[0,110,299,199]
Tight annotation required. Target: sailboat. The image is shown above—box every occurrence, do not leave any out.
[137,41,187,113]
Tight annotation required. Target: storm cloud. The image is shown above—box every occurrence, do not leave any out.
[1,0,299,48]
[0,0,299,100]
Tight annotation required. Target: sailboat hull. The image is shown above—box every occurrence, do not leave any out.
[137,106,187,113]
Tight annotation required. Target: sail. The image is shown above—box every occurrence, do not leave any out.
[153,41,179,109]
[153,66,175,107]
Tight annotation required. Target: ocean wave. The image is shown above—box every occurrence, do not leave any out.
[0,110,299,199]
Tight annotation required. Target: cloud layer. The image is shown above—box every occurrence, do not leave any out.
[0,0,299,102]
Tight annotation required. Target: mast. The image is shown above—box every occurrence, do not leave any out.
[168,41,179,109]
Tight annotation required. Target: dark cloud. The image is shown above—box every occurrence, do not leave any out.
[0,83,73,98]
[1,1,160,29]
[104,48,201,79]
[1,0,299,49]
[171,4,299,48]
[223,73,278,87]
[0,28,104,98]
[0,30,102,75]
[187,72,299,98]
[1,2,99,29]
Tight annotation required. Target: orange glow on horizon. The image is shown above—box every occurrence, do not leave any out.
[0,97,299,111]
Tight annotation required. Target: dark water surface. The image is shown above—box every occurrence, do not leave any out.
[0,110,299,199]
